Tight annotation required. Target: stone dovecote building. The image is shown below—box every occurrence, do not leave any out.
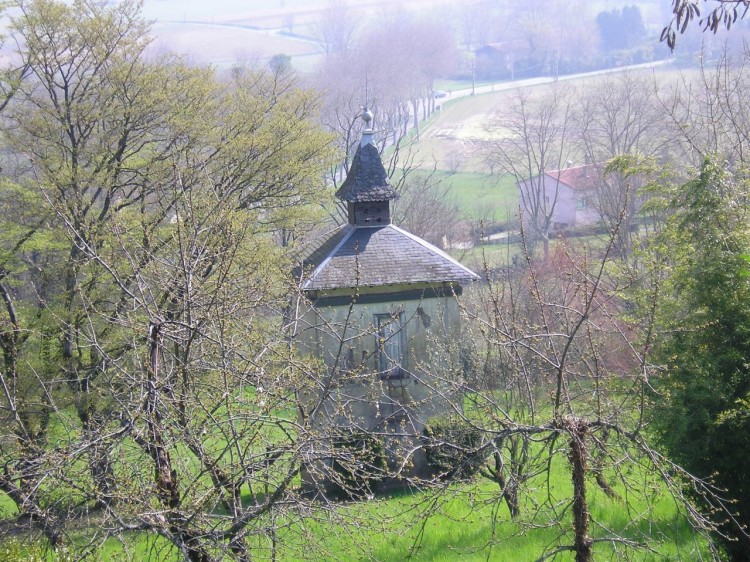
[295,109,478,492]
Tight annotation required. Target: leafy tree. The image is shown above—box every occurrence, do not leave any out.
[0,0,341,558]
[0,174,65,543]
[2,0,214,526]
[650,158,750,559]
[269,53,292,75]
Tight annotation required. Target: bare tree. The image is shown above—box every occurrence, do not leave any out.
[483,85,576,258]
[311,0,359,57]
[576,72,668,258]
[457,0,498,50]
[311,13,458,233]
[423,212,739,560]
[659,47,750,171]
[391,166,461,248]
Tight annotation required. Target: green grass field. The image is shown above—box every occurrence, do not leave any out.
[0,401,710,561]
[357,479,705,561]
[444,172,518,220]
[0,427,706,562]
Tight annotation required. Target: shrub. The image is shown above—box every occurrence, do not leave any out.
[423,416,487,480]
[329,430,387,498]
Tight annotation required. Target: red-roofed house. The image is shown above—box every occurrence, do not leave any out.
[517,163,602,229]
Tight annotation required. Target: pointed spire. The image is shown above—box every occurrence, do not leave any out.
[335,107,397,205]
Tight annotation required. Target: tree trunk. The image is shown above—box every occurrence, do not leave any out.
[505,478,520,519]
[145,321,179,509]
[566,417,592,562]
[488,449,521,519]
[142,321,214,562]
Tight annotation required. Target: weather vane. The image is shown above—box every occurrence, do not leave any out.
[360,71,376,130]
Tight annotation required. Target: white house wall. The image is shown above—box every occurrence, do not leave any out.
[518,176,602,228]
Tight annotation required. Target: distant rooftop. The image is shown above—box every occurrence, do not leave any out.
[544,164,602,192]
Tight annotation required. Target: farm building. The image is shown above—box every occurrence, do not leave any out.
[294,109,478,495]
[517,162,603,229]
[474,41,530,80]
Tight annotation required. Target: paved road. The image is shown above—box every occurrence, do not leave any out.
[442,59,674,101]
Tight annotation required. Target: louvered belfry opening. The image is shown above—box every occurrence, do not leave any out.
[348,200,390,226]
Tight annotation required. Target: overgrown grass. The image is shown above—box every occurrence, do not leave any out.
[0,353,708,561]
[285,455,707,561]
[0,421,710,561]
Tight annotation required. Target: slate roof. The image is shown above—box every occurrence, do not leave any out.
[299,225,478,291]
[335,142,398,203]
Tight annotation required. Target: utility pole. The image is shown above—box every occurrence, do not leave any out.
[471,54,476,96]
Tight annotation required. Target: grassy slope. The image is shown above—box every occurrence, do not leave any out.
[446,172,518,220]
[5,470,705,561]
[1,399,708,562]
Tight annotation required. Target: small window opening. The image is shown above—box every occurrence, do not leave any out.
[376,312,405,380]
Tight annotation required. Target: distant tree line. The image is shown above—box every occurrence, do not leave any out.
[596,5,647,52]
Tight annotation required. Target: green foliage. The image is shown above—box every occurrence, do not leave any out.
[0,539,74,562]
[650,157,750,558]
[422,416,488,480]
[0,0,337,558]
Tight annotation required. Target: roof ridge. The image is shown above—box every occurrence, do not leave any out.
[301,226,355,290]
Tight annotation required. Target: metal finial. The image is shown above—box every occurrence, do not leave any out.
[362,108,373,125]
